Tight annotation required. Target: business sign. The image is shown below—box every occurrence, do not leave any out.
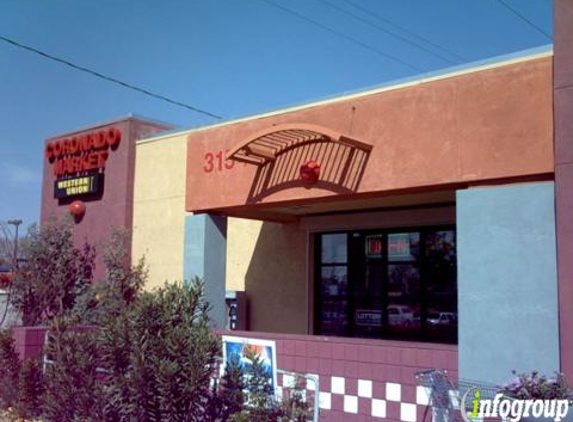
[365,235,383,258]
[46,128,121,200]
[222,336,278,392]
[388,233,413,261]
[45,128,121,177]
[53,174,101,199]
[355,309,383,327]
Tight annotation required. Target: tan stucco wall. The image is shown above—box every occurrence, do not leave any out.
[132,133,188,289]
[227,218,308,334]
[226,218,262,292]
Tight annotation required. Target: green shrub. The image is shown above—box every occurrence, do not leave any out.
[10,220,95,326]
[16,358,44,420]
[0,329,20,410]
[42,326,106,422]
[218,354,313,422]
[73,229,147,326]
[100,279,221,422]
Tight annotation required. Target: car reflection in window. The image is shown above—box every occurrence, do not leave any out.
[427,312,457,327]
[387,305,416,328]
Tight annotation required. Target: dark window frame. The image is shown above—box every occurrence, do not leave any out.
[314,224,457,344]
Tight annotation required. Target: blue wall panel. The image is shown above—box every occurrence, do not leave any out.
[183,214,227,329]
[457,182,559,384]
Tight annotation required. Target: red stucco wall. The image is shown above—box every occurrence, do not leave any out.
[186,57,553,215]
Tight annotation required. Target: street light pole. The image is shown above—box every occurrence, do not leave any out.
[0,219,23,328]
[7,219,22,268]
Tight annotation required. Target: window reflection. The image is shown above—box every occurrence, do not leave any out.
[388,233,420,262]
[321,266,347,297]
[321,233,347,264]
[316,227,457,344]
[425,230,457,342]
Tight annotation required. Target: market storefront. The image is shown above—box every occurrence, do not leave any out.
[130,47,560,420]
[32,44,566,421]
[31,4,573,420]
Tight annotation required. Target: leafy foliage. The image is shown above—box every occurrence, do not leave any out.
[0,329,20,409]
[241,351,281,422]
[42,326,105,422]
[73,229,147,326]
[278,375,312,422]
[0,329,46,420]
[10,220,95,326]
[218,352,312,422]
[99,279,221,422]
[501,370,573,400]
[16,358,44,420]
[205,357,246,422]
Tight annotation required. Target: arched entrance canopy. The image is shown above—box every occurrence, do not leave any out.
[226,123,373,165]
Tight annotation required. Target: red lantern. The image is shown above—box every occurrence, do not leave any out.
[300,161,320,185]
[69,200,86,222]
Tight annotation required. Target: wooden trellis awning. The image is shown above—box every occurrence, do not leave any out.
[226,123,373,165]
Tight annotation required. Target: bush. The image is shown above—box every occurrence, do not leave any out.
[16,358,44,420]
[216,352,311,422]
[0,329,20,410]
[0,329,46,420]
[73,229,147,326]
[42,326,105,422]
[99,279,221,422]
[500,370,573,400]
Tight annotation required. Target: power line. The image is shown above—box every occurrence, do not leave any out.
[258,0,424,73]
[341,0,467,63]
[495,0,553,41]
[0,35,223,120]
[316,0,457,65]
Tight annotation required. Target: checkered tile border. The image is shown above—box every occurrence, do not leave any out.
[277,373,434,421]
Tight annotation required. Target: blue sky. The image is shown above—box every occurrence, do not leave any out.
[0,0,553,230]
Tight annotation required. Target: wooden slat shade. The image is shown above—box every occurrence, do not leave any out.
[227,123,373,165]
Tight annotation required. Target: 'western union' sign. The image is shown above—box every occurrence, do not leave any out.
[54,174,101,199]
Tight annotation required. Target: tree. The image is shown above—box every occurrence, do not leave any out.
[73,228,147,326]
[10,219,95,326]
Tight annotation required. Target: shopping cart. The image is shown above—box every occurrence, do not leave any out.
[415,369,500,422]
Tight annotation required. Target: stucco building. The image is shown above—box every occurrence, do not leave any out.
[39,4,573,421]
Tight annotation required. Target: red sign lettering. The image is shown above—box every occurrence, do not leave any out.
[46,128,121,177]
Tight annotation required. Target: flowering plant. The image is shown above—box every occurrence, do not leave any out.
[500,371,573,401]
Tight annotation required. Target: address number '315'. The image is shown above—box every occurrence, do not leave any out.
[203,150,234,173]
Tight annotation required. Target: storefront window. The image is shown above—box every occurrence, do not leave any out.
[319,234,349,336]
[315,227,457,344]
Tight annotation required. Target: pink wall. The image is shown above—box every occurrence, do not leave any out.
[11,326,48,361]
[222,330,457,422]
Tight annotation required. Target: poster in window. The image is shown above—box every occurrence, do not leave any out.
[388,233,419,261]
[355,309,383,327]
[365,235,383,258]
